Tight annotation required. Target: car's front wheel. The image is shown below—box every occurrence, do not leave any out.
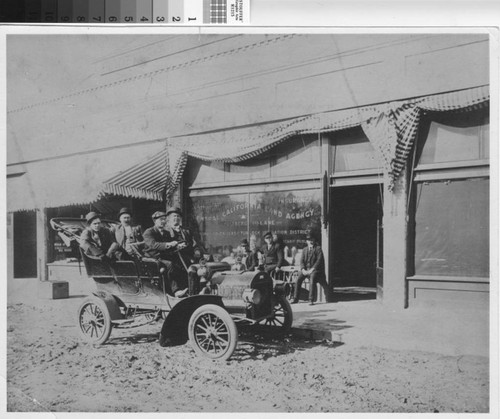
[77,297,113,345]
[259,295,293,332]
[188,304,237,361]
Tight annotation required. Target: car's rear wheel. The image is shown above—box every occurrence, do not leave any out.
[259,295,293,332]
[188,304,237,361]
[77,297,113,345]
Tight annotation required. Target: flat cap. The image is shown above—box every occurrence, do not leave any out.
[118,207,131,217]
[152,211,167,220]
[263,231,273,238]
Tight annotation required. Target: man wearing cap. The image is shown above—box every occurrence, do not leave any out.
[262,231,287,274]
[239,238,259,271]
[143,211,188,298]
[80,212,120,260]
[292,233,328,305]
[111,207,144,260]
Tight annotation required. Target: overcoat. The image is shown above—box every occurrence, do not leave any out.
[80,227,116,257]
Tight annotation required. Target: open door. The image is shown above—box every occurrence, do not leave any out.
[331,184,382,301]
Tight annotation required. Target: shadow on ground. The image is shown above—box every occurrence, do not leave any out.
[332,287,376,302]
[292,309,353,332]
[104,324,343,362]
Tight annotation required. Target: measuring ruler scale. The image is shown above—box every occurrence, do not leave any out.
[2,0,250,24]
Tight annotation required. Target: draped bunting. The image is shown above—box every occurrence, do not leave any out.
[10,86,488,212]
[169,85,489,191]
[164,143,188,206]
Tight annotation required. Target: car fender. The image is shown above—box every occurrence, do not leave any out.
[90,290,124,321]
[159,295,225,345]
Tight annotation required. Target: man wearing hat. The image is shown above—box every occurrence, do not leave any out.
[111,207,143,260]
[80,212,120,260]
[164,206,200,266]
[143,211,188,298]
[292,232,328,305]
[262,231,288,274]
[239,238,259,271]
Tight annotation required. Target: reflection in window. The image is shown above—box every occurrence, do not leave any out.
[332,127,380,172]
[249,190,322,250]
[225,156,270,182]
[187,194,248,261]
[418,111,489,165]
[187,189,322,261]
[414,178,489,277]
[272,136,321,177]
[187,161,225,186]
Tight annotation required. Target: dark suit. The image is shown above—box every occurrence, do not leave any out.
[80,227,118,258]
[293,245,328,302]
[143,226,175,259]
[263,243,288,273]
[242,250,259,271]
[143,226,186,294]
[111,224,143,259]
[165,226,199,266]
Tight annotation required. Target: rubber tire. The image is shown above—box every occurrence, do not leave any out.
[188,304,238,361]
[77,296,113,345]
[259,295,293,332]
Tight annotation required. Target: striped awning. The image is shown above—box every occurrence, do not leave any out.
[7,142,165,212]
[102,145,169,201]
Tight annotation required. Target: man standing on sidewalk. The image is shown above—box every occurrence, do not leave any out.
[292,232,328,305]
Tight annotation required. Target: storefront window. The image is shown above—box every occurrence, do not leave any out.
[271,136,321,177]
[188,189,321,259]
[414,178,489,277]
[332,127,381,172]
[189,136,322,188]
[188,194,248,261]
[249,189,322,250]
[418,110,489,165]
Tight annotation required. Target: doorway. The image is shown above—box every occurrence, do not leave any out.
[13,211,38,278]
[331,184,382,301]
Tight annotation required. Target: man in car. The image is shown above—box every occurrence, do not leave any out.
[291,232,328,305]
[262,231,288,274]
[164,206,201,266]
[111,207,144,260]
[80,211,120,260]
[239,238,259,271]
[143,211,188,298]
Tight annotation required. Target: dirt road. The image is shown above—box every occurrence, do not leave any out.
[6,297,489,413]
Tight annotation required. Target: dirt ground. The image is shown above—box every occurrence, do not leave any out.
[6,295,490,414]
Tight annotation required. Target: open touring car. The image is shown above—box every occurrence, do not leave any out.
[50,218,293,361]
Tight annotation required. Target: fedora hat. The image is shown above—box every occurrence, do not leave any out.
[118,207,131,217]
[152,211,167,220]
[166,206,182,217]
[305,232,317,242]
[85,211,101,225]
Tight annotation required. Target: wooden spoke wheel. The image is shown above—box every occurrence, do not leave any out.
[77,297,113,345]
[188,304,238,361]
[259,295,293,332]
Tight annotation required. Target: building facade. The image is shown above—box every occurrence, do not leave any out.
[7,33,492,309]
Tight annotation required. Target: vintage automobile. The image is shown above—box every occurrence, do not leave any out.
[50,218,293,361]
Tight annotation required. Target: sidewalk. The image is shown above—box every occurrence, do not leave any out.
[290,299,491,357]
[7,277,491,358]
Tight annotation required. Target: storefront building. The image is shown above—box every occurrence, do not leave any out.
[7,33,492,310]
[176,90,490,308]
